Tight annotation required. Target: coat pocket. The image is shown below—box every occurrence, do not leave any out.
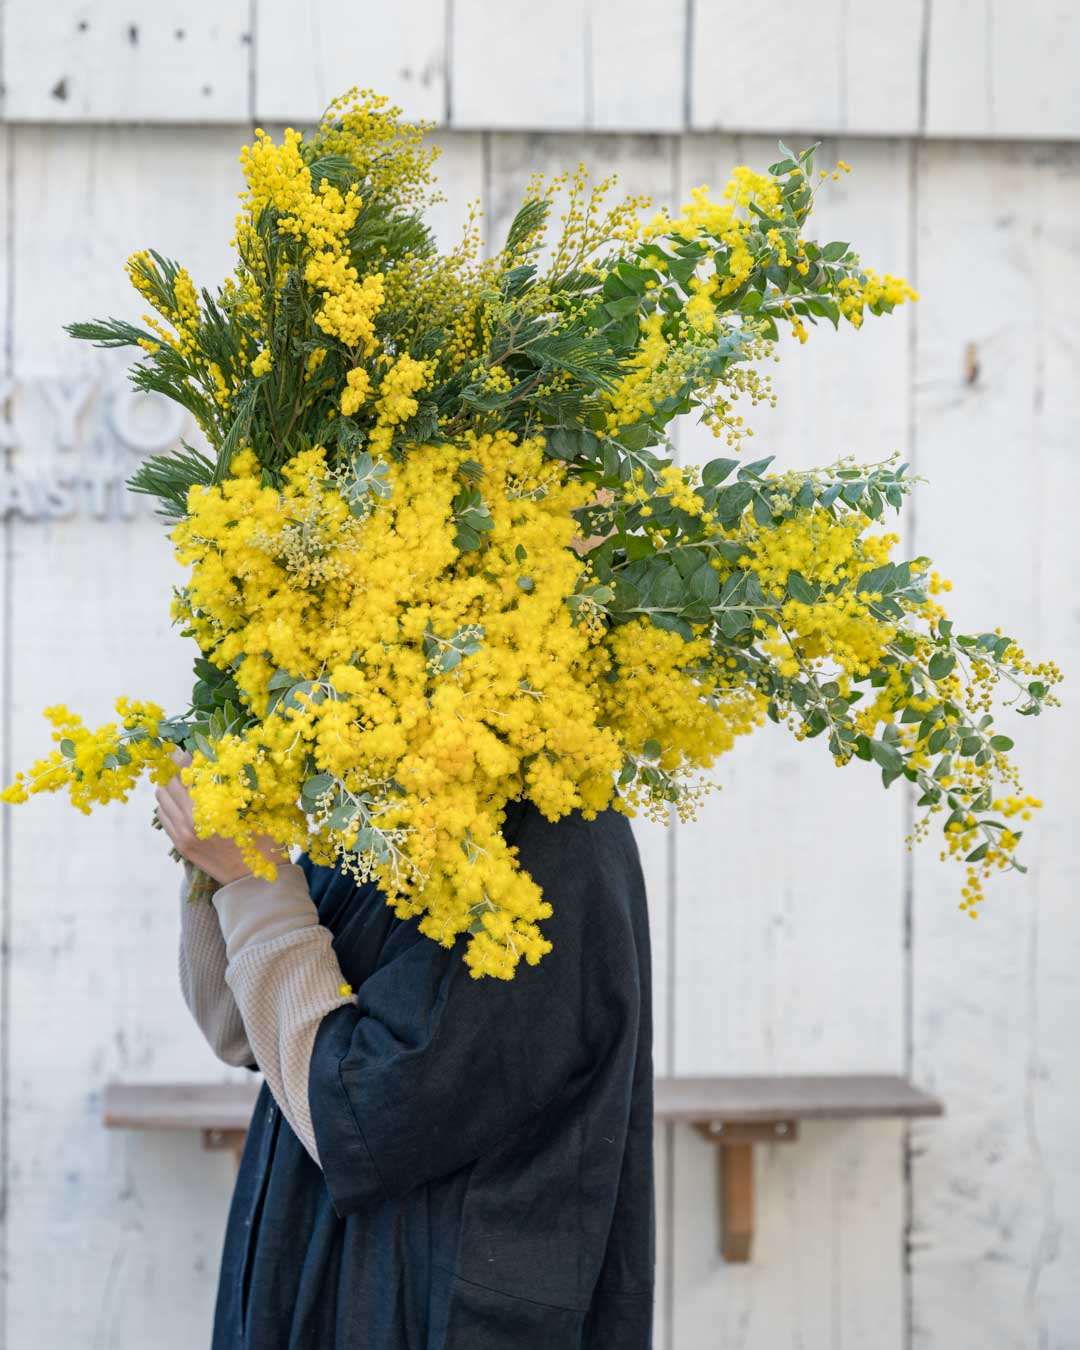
[435,1265,587,1350]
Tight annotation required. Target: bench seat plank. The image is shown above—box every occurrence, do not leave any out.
[103,1081,261,1133]
[653,1074,943,1123]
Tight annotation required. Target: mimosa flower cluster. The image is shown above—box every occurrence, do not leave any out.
[0,88,1060,976]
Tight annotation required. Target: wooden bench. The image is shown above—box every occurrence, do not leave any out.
[104,1080,261,1169]
[104,1073,943,1261]
[654,1074,944,1260]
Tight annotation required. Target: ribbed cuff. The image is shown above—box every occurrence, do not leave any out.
[212,862,320,962]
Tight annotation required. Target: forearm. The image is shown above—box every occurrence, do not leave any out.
[177,859,256,1069]
[212,863,356,1167]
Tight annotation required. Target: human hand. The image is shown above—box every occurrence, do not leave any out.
[155,748,290,886]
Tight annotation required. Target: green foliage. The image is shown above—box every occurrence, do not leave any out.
[126,439,218,523]
[452,484,494,551]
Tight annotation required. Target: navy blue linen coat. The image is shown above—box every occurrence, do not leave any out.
[210,796,655,1349]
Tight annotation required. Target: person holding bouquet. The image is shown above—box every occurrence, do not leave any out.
[160,749,656,1350]
[3,87,1056,1350]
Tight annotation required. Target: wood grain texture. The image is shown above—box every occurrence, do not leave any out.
[690,1,926,136]
[481,149,678,1343]
[925,1,1080,140]
[103,1081,261,1131]
[0,80,1074,1350]
[0,122,11,1345]
[413,131,486,255]
[4,3,1080,140]
[451,0,588,130]
[908,139,1080,1349]
[587,0,686,131]
[451,0,685,131]
[483,130,678,266]
[4,123,254,1350]
[689,0,1080,142]
[628,805,672,1350]
[482,130,680,1348]
[672,1119,906,1345]
[664,132,914,1349]
[1,1,251,123]
[656,1075,944,1122]
[254,0,447,125]
[670,132,912,1078]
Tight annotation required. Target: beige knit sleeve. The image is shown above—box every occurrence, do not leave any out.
[177,859,256,1068]
[211,863,358,1168]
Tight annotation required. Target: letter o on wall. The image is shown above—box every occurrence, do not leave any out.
[106,388,187,455]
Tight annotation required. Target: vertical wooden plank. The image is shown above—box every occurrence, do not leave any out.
[673,133,914,468]
[453,3,685,132]
[0,121,13,1350]
[5,123,253,1350]
[587,0,686,132]
[487,155,675,1065]
[674,1121,904,1345]
[653,1090,673,1350]
[2,1,250,123]
[923,0,992,141]
[485,128,679,1347]
[482,127,679,1062]
[637,799,674,1350]
[484,130,677,263]
[629,809,673,1347]
[673,131,912,1066]
[452,1,587,130]
[691,2,924,136]
[414,130,486,255]
[668,133,913,1349]
[1023,142,1080,1345]
[909,140,1080,1348]
[254,0,447,126]
[925,1,1080,140]
[692,0,1080,143]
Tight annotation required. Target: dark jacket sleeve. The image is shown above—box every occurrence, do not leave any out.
[307,803,644,1219]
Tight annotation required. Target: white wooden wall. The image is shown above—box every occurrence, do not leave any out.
[0,4,1078,1347]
